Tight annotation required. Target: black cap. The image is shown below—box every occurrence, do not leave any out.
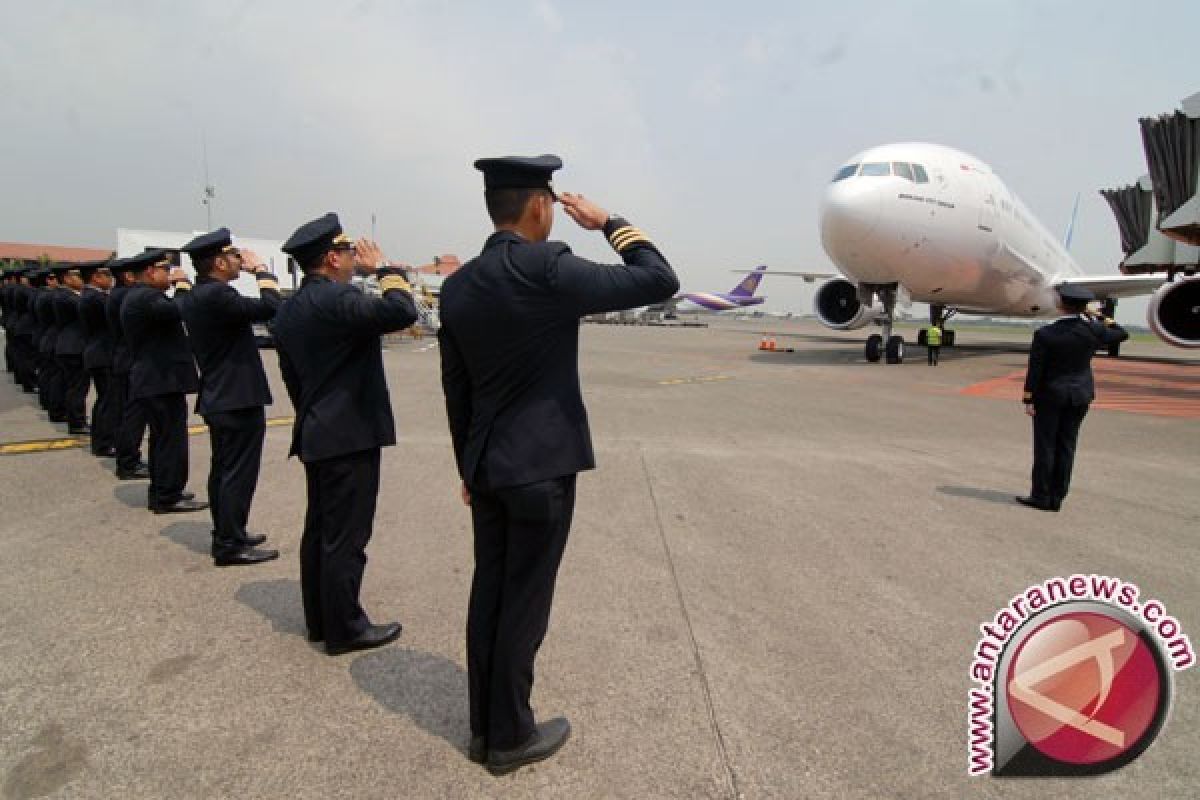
[473,154,562,192]
[49,262,75,277]
[1057,284,1096,303]
[126,248,172,274]
[282,213,351,267]
[77,259,111,280]
[107,257,133,275]
[181,228,233,262]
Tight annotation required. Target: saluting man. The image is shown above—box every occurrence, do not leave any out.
[120,249,207,514]
[107,258,150,480]
[79,260,117,457]
[272,214,417,656]
[178,229,281,567]
[52,263,91,434]
[34,268,65,422]
[1018,284,1128,511]
[438,155,679,774]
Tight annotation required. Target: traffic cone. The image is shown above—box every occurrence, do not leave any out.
[759,336,769,351]
[768,337,777,351]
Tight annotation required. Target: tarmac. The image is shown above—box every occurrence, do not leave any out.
[1,318,1198,799]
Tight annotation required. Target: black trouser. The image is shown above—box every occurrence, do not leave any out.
[12,335,36,390]
[300,448,382,646]
[1031,402,1089,505]
[38,350,64,418]
[58,354,89,429]
[927,345,940,365]
[3,332,12,374]
[205,407,266,555]
[141,393,189,507]
[112,371,146,472]
[88,367,118,451]
[467,474,577,750]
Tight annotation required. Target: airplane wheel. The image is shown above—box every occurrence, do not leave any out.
[885,335,904,364]
[943,330,956,347]
[865,334,883,363]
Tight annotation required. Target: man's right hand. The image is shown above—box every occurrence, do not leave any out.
[560,192,609,231]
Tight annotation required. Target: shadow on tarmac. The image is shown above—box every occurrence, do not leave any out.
[235,578,308,638]
[160,520,212,555]
[937,485,1018,506]
[112,483,146,508]
[350,648,470,758]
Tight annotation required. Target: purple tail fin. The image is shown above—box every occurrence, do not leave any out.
[729,266,767,298]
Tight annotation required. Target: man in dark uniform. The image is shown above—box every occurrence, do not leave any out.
[9,268,39,393]
[438,155,679,774]
[177,228,281,567]
[52,263,91,434]
[79,260,118,457]
[120,249,207,514]
[34,268,66,421]
[107,258,150,480]
[1018,284,1128,511]
[1,267,14,377]
[272,213,417,656]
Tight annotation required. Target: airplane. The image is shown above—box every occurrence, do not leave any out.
[761,142,1198,363]
[661,265,769,316]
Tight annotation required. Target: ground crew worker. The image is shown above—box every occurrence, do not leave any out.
[925,323,942,366]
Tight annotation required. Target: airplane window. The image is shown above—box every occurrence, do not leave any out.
[859,162,891,176]
[892,162,914,182]
[912,164,929,183]
[832,164,859,182]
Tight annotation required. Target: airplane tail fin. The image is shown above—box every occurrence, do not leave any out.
[1063,192,1080,251]
[729,265,767,297]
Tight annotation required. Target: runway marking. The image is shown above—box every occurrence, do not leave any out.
[0,416,296,456]
[657,374,732,386]
[960,360,1200,419]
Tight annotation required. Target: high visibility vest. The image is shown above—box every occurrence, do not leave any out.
[926,326,942,346]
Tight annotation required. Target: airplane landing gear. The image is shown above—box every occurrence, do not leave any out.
[918,305,956,348]
[885,334,904,364]
[866,334,883,362]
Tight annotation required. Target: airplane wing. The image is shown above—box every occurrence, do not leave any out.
[731,269,836,283]
[1063,274,1166,300]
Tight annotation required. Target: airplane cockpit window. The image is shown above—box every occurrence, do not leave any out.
[892,162,914,182]
[859,162,891,177]
[912,163,929,183]
[832,164,859,182]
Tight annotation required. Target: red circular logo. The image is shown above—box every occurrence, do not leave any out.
[1006,612,1164,765]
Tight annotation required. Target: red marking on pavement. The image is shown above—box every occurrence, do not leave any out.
[960,360,1200,419]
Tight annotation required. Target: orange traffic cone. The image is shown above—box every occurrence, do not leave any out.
[759,336,769,351]
[768,337,777,351]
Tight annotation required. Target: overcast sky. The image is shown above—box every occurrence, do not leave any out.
[3,0,1197,323]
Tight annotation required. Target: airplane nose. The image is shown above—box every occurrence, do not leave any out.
[820,181,882,264]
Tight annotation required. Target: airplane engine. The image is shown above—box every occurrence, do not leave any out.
[1148,274,1200,348]
[814,278,886,331]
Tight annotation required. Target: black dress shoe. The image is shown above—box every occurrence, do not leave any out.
[92,446,117,458]
[117,466,151,480]
[1015,496,1057,512]
[469,736,487,764]
[486,717,571,775]
[150,498,210,514]
[307,631,324,643]
[213,547,280,567]
[241,533,267,547]
[325,622,403,656]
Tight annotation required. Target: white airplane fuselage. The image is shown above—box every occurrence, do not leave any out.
[820,142,1080,317]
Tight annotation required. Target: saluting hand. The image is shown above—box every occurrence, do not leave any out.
[559,192,610,231]
[240,248,266,272]
[168,267,188,283]
[355,239,386,271]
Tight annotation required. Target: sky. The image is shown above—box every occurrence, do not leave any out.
[3,0,1198,324]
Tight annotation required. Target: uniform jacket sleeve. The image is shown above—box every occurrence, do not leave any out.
[209,275,283,322]
[334,286,419,336]
[438,325,471,479]
[548,218,680,316]
[1022,329,1047,402]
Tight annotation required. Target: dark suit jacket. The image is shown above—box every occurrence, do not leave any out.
[79,287,113,370]
[438,226,679,490]
[271,275,417,463]
[177,275,282,415]
[12,285,36,338]
[1023,315,1129,406]
[120,285,199,400]
[35,290,59,354]
[106,284,136,374]
[53,288,86,356]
